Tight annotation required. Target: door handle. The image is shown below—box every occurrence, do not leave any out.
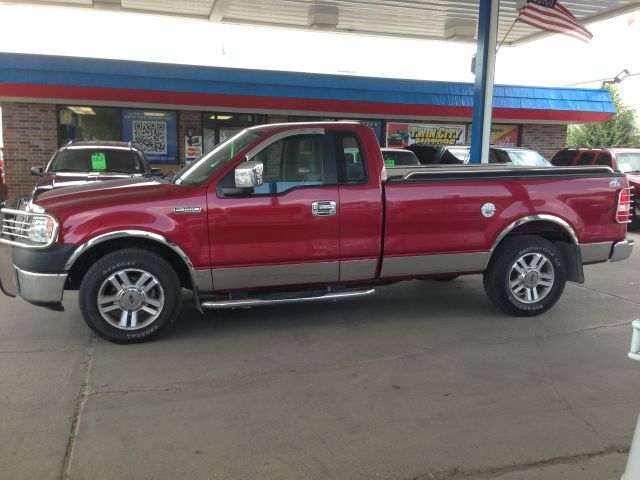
[311,201,337,217]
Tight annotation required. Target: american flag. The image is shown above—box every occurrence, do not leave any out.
[517,0,593,43]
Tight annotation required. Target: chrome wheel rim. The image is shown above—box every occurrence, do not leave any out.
[508,252,554,304]
[97,268,165,330]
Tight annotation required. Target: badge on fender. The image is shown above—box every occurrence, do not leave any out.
[174,207,202,214]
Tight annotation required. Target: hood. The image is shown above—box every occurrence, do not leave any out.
[34,171,141,194]
[35,177,182,214]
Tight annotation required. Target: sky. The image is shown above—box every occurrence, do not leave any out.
[0,3,639,115]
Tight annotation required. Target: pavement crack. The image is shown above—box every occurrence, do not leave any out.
[409,445,629,479]
[59,334,97,480]
[0,347,84,354]
[571,283,640,307]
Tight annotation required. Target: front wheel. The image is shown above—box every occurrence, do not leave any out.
[79,248,181,343]
[483,235,567,316]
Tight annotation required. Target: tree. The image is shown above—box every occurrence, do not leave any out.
[567,85,640,148]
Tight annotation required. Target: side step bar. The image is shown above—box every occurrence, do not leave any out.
[201,288,376,310]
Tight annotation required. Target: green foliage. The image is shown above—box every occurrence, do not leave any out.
[567,85,640,148]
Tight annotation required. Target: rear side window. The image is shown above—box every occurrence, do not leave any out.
[337,134,367,184]
[551,150,576,166]
[577,152,595,165]
[48,149,142,173]
[595,152,613,167]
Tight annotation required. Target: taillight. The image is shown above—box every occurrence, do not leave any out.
[0,158,4,184]
[616,187,633,223]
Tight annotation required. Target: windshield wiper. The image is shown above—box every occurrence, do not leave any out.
[51,168,87,173]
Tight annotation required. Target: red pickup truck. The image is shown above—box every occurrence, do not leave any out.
[0,122,634,343]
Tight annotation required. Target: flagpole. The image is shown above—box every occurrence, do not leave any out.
[496,17,518,53]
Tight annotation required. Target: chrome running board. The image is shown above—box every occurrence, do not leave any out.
[201,288,375,310]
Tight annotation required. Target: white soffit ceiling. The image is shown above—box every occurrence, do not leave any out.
[7,0,640,45]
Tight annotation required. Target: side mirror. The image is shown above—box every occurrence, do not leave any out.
[234,160,263,189]
[151,168,164,177]
[31,166,44,177]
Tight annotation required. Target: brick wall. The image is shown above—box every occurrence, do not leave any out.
[1,102,58,199]
[520,124,567,160]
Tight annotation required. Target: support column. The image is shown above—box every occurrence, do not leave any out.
[469,0,500,164]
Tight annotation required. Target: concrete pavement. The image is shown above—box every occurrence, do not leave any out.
[1,232,639,479]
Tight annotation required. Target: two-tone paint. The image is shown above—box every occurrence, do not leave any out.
[3,122,633,312]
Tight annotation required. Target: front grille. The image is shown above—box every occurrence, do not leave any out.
[0,212,31,242]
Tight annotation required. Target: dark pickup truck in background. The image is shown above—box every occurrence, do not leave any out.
[0,122,634,343]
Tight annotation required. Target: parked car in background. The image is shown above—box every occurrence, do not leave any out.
[404,144,464,164]
[404,144,551,167]
[440,145,552,167]
[552,148,640,227]
[30,141,163,198]
[381,148,420,166]
[0,150,7,202]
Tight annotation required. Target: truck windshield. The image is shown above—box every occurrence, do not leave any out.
[173,130,264,186]
[617,153,640,173]
[49,148,142,174]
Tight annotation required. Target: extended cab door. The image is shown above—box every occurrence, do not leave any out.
[207,129,340,291]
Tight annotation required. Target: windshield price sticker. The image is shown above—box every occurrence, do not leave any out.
[91,152,106,170]
[384,159,395,167]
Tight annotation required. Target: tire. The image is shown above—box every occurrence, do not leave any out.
[79,248,181,343]
[483,235,567,317]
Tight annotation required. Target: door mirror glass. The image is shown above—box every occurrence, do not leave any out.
[235,160,263,188]
[31,166,44,177]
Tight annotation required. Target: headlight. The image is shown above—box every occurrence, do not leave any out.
[28,215,55,244]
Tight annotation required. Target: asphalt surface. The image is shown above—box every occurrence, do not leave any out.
[1,232,639,480]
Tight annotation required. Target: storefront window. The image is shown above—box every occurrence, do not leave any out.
[58,106,121,145]
[202,113,266,154]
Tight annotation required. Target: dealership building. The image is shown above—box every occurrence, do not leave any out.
[0,52,616,198]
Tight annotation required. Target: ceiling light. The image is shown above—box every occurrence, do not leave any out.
[444,19,476,40]
[67,106,96,115]
[308,4,338,30]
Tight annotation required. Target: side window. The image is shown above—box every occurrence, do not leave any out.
[337,134,367,184]
[551,150,575,166]
[231,134,325,195]
[577,152,595,165]
[595,152,613,167]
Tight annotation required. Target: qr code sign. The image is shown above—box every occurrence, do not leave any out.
[133,121,167,154]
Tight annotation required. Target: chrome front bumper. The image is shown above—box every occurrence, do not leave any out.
[0,242,67,307]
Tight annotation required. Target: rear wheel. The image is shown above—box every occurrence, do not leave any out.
[483,235,567,316]
[79,248,181,343]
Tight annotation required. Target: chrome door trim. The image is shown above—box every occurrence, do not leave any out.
[490,214,579,254]
[340,259,378,282]
[380,252,489,278]
[64,230,206,313]
[579,242,614,264]
[211,261,339,291]
[244,128,325,161]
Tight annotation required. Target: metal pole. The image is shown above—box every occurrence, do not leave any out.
[469,0,500,164]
